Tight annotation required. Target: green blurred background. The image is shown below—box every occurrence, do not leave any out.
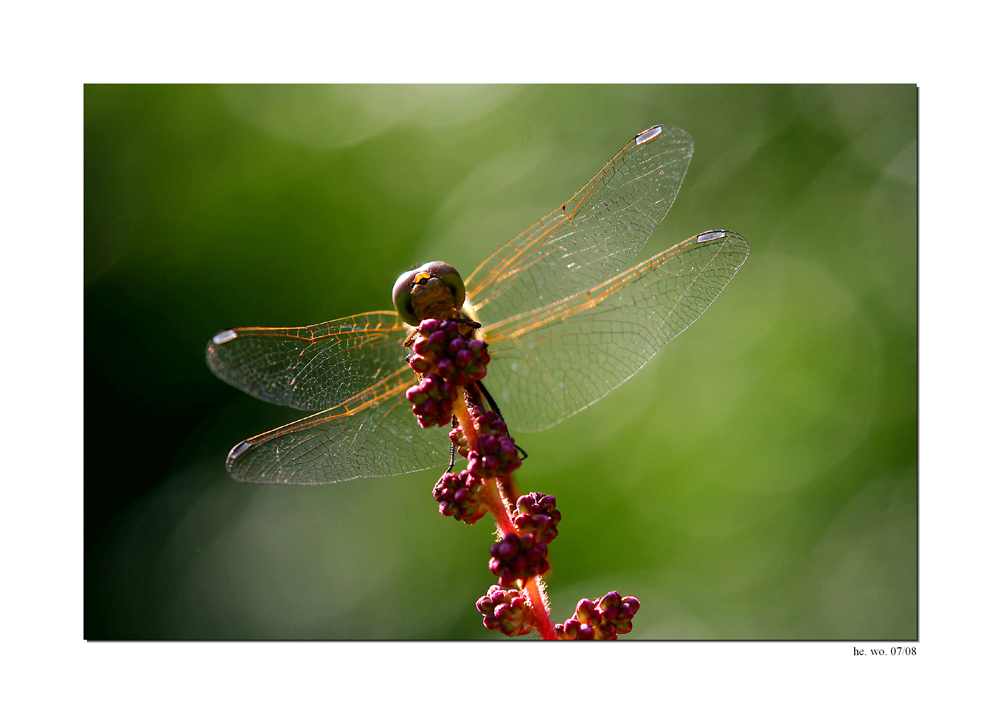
[84,85,916,640]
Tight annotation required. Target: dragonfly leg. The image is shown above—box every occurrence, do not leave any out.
[446,416,458,474]
[477,380,528,461]
[476,380,504,418]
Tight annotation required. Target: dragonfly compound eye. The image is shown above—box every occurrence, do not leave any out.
[392,261,466,325]
[392,269,421,326]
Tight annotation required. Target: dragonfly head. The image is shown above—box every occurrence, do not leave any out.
[393,261,467,326]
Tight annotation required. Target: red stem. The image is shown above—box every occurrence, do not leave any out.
[524,578,558,640]
[453,395,557,640]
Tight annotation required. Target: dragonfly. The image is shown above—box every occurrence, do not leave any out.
[207,125,749,485]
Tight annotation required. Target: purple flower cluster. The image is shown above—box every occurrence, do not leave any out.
[466,406,521,479]
[432,469,487,524]
[513,493,561,543]
[488,531,550,586]
[405,319,490,429]
[409,319,490,386]
[475,585,532,637]
[555,591,640,640]
[405,374,458,428]
[448,425,469,458]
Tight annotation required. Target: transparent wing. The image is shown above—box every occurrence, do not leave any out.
[480,230,749,433]
[465,125,693,324]
[208,127,739,484]
[206,312,411,412]
[225,375,451,484]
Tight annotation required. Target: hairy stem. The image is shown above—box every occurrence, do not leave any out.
[524,578,557,640]
[453,393,556,639]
